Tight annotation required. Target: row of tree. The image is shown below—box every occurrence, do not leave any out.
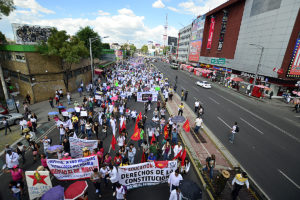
[140,45,170,55]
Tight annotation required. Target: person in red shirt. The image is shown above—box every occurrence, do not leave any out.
[113,153,122,166]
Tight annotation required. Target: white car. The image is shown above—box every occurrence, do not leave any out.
[0,113,24,129]
[196,81,212,89]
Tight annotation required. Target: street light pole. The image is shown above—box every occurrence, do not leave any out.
[250,44,264,87]
[89,36,109,83]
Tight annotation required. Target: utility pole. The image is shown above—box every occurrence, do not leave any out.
[0,64,9,101]
[250,44,264,87]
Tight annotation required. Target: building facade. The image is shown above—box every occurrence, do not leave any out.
[177,24,192,63]
[0,45,94,103]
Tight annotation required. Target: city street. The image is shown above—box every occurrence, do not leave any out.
[153,61,300,200]
[0,90,204,200]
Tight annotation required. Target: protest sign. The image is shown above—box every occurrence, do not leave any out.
[25,171,52,200]
[74,107,81,112]
[47,156,99,180]
[62,111,69,117]
[69,137,98,158]
[118,161,177,189]
[80,111,87,116]
[137,92,158,102]
[95,95,101,100]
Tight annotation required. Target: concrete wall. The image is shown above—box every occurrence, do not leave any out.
[230,0,300,78]
[25,52,62,74]
[68,70,92,92]
[10,77,33,103]
[32,79,66,102]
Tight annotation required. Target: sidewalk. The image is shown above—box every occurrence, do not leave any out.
[164,92,256,200]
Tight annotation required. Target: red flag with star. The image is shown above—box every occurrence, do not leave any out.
[154,160,169,168]
[111,134,117,150]
[131,127,140,141]
[181,149,187,166]
[136,112,142,122]
[183,119,190,132]
[28,172,48,186]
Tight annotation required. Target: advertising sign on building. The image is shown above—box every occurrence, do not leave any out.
[188,15,205,62]
[25,171,52,200]
[12,23,53,44]
[207,17,215,49]
[118,161,177,190]
[47,156,99,180]
[287,33,300,77]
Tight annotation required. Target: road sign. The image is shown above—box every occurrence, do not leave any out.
[211,58,226,65]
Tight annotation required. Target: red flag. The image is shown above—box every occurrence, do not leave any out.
[131,128,140,141]
[183,119,190,132]
[181,149,187,166]
[141,151,146,163]
[150,133,156,144]
[136,112,142,122]
[164,125,168,139]
[111,134,117,150]
[172,150,182,160]
[154,160,169,168]
[121,121,126,131]
[134,122,138,133]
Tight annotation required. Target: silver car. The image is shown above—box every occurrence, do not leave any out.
[0,113,23,129]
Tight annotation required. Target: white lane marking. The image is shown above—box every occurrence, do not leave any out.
[295,116,300,118]
[217,116,231,129]
[209,97,220,105]
[278,169,300,189]
[215,93,300,144]
[240,117,264,135]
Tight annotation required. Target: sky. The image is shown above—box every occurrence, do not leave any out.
[0,0,227,48]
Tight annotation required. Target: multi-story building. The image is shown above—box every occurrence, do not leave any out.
[176,24,192,63]
[198,0,300,96]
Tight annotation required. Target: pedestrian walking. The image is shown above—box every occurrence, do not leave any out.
[49,97,54,108]
[184,90,188,101]
[16,142,26,164]
[41,136,51,158]
[231,172,249,200]
[67,92,71,105]
[178,103,184,116]
[198,105,204,118]
[169,186,182,200]
[229,122,239,144]
[90,168,102,198]
[162,140,171,160]
[194,99,200,112]
[108,165,119,197]
[4,118,11,135]
[168,169,183,192]
[126,143,136,164]
[194,116,203,134]
[181,90,184,101]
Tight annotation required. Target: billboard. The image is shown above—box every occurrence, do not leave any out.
[189,15,205,62]
[207,17,215,49]
[168,36,177,46]
[12,23,53,44]
[287,33,300,77]
[116,50,123,60]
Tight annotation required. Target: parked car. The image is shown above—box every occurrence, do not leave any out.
[0,113,23,129]
[0,105,9,115]
[196,81,212,89]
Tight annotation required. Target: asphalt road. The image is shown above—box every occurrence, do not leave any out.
[153,61,300,200]
[0,85,204,200]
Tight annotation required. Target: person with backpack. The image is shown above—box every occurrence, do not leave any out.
[115,182,127,200]
[229,122,239,144]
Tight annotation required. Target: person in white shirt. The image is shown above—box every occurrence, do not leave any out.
[194,100,200,113]
[169,187,183,200]
[100,165,109,187]
[115,183,126,199]
[131,110,137,121]
[6,150,19,169]
[67,92,71,105]
[58,124,65,144]
[168,169,183,192]
[229,122,238,144]
[108,165,119,196]
[41,136,51,158]
[117,134,126,148]
[110,116,116,136]
[173,142,183,158]
[126,144,136,164]
[181,159,191,174]
[194,117,203,134]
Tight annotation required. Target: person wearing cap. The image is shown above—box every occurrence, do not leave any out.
[231,172,249,200]
[169,186,182,200]
[215,170,230,196]
[82,147,91,157]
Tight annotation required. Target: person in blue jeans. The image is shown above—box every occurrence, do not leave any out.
[202,154,216,181]
[80,118,86,135]
[171,129,178,145]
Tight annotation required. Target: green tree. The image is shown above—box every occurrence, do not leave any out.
[0,0,15,19]
[43,29,88,90]
[0,31,7,44]
[102,43,110,49]
[75,26,102,57]
[163,46,170,55]
[141,45,148,54]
